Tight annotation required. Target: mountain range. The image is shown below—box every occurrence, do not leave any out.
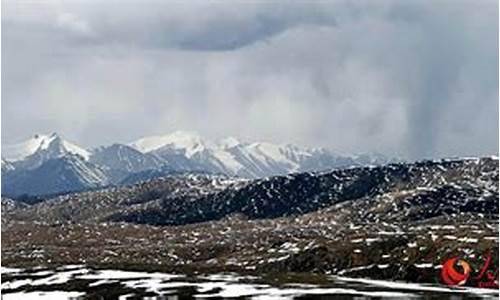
[1,131,393,197]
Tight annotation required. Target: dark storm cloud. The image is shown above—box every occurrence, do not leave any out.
[1,0,498,159]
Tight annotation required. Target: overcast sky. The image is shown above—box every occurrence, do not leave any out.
[2,0,498,159]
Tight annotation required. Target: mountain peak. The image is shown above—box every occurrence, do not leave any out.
[3,134,53,161]
[130,130,212,156]
[3,133,90,161]
[218,136,241,148]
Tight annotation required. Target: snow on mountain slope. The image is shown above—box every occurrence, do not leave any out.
[61,139,91,161]
[89,144,164,176]
[206,148,243,174]
[130,131,212,157]
[221,143,295,177]
[130,132,391,179]
[64,155,108,186]
[11,134,92,171]
[150,140,298,178]
[1,158,15,173]
[3,134,52,161]
[2,131,396,196]
[3,133,90,161]
[2,154,108,197]
[218,137,241,149]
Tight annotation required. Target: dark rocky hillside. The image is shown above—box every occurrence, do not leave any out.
[7,174,247,224]
[6,157,497,226]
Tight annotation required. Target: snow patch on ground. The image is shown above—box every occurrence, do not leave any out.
[2,291,84,300]
[2,266,499,299]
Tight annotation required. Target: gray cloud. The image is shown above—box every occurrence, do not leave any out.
[2,0,498,160]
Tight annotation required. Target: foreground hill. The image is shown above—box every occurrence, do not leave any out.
[2,157,498,287]
[6,174,247,224]
[8,156,497,226]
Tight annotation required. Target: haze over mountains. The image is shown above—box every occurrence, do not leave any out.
[1,131,392,197]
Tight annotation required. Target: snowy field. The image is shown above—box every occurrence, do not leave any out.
[1,266,498,299]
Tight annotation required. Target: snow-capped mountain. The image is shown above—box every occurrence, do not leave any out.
[3,133,90,162]
[89,144,165,183]
[2,134,107,196]
[2,131,394,197]
[2,154,109,197]
[130,131,392,178]
[130,131,212,157]
[12,134,92,172]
